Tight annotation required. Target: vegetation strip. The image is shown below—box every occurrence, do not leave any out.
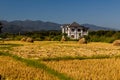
[41,55,113,61]
[0,52,73,80]
[0,43,23,50]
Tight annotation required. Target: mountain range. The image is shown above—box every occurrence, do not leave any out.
[0,20,115,33]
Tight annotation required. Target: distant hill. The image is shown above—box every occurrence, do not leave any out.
[81,24,115,31]
[1,20,61,33]
[0,20,115,33]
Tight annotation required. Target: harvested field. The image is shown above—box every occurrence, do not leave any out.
[0,56,59,80]
[43,59,120,80]
[8,41,120,59]
[1,41,120,80]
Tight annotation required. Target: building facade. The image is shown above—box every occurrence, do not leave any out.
[61,22,88,39]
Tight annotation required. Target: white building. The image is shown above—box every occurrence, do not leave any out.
[61,22,88,39]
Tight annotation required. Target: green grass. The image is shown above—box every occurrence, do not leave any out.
[0,43,23,46]
[0,43,23,50]
[41,56,86,61]
[40,55,111,61]
[0,43,23,48]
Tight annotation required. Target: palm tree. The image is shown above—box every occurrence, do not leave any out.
[0,22,3,33]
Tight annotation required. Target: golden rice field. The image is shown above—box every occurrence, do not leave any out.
[0,56,59,80]
[7,41,120,59]
[1,41,120,80]
[43,59,120,80]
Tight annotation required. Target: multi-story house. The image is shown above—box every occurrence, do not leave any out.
[61,22,88,39]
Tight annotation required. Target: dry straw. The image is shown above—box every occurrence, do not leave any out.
[78,38,87,44]
[26,37,34,43]
[61,36,66,42]
[113,40,120,46]
[21,37,27,42]
[21,37,34,43]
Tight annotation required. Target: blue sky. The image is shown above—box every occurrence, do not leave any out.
[0,0,120,29]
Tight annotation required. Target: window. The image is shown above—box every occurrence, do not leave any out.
[71,35,74,38]
[78,29,81,32]
[71,29,75,32]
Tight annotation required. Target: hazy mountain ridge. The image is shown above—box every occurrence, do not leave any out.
[1,20,61,33]
[81,24,115,31]
[1,20,115,33]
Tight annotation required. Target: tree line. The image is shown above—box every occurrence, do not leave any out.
[0,21,120,42]
[0,30,62,41]
[0,30,120,43]
[85,30,120,43]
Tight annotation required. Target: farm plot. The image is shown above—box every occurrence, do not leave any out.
[42,59,120,80]
[1,41,120,80]
[10,41,120,59]
[0,56,59,80]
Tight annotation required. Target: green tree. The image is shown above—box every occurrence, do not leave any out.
[105,31,115,37]
[0,22,3,33]
[113,31,120,39]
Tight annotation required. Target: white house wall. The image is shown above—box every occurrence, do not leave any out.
[68,27,82,39]
[62,28,64,33]
[61,24,88,39]
[61,26,65,33]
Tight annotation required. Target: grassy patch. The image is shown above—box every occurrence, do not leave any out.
[0,43,23,50]
[41,56,87,61]
[0,43,23,47]
[90,54,110,59]
[40,55,111,61]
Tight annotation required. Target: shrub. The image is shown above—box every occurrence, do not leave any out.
[14,36,24,40]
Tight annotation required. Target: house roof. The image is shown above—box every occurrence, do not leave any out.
[62,24,70,27]
[69,22,80,27]
[61,22,89,30]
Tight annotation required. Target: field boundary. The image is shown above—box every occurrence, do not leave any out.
[40,55,110,61]
[39,54,120,61]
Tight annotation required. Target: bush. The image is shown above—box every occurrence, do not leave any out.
[44,37,51,41]
[14,36,24,40]
[85,30,120,43]
[52,35,62,41]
